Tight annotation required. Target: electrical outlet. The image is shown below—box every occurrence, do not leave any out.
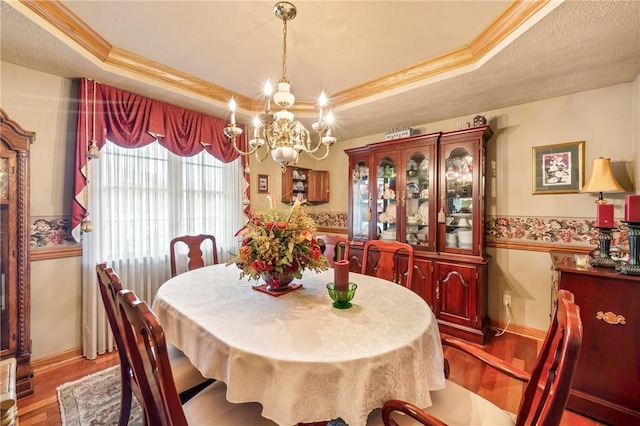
[503,293,512,307]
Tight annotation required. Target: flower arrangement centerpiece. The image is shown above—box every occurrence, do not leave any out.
[230,195,329,290]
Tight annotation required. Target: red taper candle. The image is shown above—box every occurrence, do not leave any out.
[596,203,614,228]
[334,260,350,291]
[626,195,640,222]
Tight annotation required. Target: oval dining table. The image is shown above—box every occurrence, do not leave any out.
[152,264,446,426]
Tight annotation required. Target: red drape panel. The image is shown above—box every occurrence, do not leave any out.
[72,78,248,240]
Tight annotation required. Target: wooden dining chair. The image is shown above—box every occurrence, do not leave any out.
[116,289,278,426]
[316,234,350,267]
[361,240,414,288]
[170,234,218,277]
[380,289,582,426]
[96,264,210,425]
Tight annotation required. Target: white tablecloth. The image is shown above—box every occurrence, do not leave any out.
[152,265,445,426]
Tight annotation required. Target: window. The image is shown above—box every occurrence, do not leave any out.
[88,141,244,284]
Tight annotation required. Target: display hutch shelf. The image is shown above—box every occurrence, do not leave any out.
[0,109,33,397]
[345,125,493,344]
[281,166,329,205]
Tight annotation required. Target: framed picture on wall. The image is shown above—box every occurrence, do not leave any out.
[532,141,585,194]
[258,174,269,193]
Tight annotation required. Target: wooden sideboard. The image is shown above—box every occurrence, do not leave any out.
[550,251,639,425]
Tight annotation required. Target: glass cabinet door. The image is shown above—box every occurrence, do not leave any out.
[0,156,11,354]
[443,147,474,250]
[351,161,371,240]
[404,151,431,248]
[376,156,397,241]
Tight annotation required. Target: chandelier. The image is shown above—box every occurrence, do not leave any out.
[223,1,336,172]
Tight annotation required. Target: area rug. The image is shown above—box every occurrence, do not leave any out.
[57,365,349,425]
[57,365,142,426]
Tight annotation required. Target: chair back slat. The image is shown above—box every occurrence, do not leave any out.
[361,240,414,288]
[170,234,218,277]
[117,289,188,426]
[316,235,349,267]
[516,289,582,425]
[95,264,134,426]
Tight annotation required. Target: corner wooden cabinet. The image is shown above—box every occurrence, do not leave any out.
[281,166,329,204]
[0,109,33,397]
[345,126,492,344]
[550,251,640,425]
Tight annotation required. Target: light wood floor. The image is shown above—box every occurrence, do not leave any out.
[17,330,604,426]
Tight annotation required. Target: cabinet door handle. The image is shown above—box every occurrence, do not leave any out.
[436,281,440,300]
[596,311,626,325]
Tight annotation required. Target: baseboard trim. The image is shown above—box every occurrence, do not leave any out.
[489,319,547,341]
[31,348,83,374]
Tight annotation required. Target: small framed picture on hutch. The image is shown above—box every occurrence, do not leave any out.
[258,174,269,193]
[532,141,584,194]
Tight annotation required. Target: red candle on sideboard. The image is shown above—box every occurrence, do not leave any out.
[625,195,640,222]
[334,260,350,291]
[596,203,614,228]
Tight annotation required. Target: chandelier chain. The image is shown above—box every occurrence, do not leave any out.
[281,18,288,81]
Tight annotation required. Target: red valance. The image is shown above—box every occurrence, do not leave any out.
[71,78,248,240]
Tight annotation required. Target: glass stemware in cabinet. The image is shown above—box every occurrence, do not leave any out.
[406,153,430,247]
[377,157,396,241]
[444,148,473,250]
[351,162,370,239]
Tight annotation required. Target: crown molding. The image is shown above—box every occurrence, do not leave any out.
[18,0,550,114]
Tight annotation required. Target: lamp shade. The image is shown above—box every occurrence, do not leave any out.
[581,157,624,193]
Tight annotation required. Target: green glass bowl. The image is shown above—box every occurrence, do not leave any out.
[327,282,358,309]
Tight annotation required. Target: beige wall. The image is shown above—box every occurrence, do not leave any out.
[1,62,81,360]
[2,59,639,359]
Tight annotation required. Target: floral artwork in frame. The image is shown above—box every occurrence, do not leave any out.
[532,141,584,194]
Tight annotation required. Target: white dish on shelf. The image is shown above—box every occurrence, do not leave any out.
[419,202,429,224]
[458,230,472,244]
[385,202,397,222]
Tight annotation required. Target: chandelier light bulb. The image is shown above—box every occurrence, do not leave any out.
[326,111,334,125]
[318,92,327,121]
[264,81,273,112]
[252,116,261,137]
[319,92,327,107]
[229,98,237,125]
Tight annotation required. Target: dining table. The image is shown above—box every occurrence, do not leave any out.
[152,264,446,426]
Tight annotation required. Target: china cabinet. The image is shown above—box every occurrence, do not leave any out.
[281,166,329,204]
[0,109,33,397]
[345,125,493,344]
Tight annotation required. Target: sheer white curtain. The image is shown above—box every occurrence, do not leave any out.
[82,141,245,359]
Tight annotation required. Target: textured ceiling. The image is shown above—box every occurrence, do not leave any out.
[1,0,639,141]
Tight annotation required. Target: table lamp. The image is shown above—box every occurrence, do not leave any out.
[580,157,623,267]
